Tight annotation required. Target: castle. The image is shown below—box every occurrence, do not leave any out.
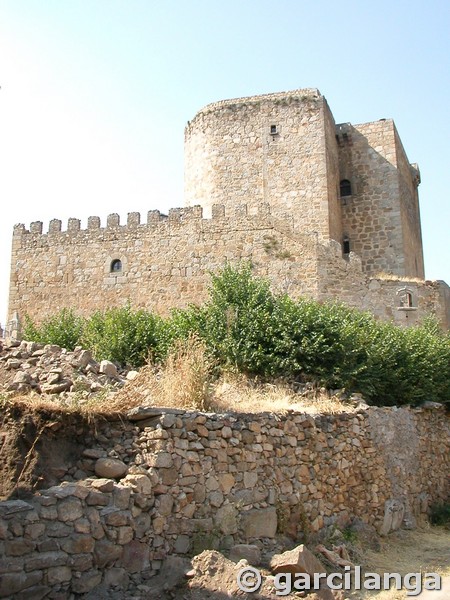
[7,89,450,335]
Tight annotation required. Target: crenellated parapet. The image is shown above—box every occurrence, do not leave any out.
[12,203,281,238]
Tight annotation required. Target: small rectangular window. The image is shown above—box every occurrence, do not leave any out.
[270,125,278,135]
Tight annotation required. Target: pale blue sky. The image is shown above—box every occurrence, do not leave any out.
[0,0,449,326]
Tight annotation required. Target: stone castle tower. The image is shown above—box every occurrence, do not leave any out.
[184,89,424,278]
[6,89,449,337]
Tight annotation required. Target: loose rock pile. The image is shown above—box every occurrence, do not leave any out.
[0,339,134,398]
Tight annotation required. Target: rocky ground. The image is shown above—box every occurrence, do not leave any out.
[0,338,137,402]
[0,338,448,600]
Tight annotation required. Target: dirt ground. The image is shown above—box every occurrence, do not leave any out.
[175,527,450,600]
[359,527,450,600]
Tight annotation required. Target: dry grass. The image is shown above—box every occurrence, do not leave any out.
[374,272,426,284]
[115,334,213,412]
[0,389,120,418]
[2,352,356,417]
[116,366,355,415]
[209,373,356,414]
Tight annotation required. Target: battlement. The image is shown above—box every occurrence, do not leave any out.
[13,203,283,238]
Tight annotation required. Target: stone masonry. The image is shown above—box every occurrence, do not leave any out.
[6,89,450,333]
[0,404,448,597]
[185,89,424,277]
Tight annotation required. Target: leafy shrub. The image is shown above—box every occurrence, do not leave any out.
[81,305,164,367]
[200,263,281,374]
[22,309,84,350]
[20,266,450,406]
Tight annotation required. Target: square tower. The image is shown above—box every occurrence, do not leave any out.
[337,119,424,278]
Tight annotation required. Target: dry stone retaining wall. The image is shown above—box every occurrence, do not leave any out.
[0,405,448,598]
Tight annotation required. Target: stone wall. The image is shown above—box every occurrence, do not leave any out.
[323,101,342,244]
[339,121,402,276]
[7,203,449,335]
[315,242,450,328]
[394,130,424,278]
[8,204,322,327]
[338,120,424,278]
[0,405,448,598]
[363,278,450,329]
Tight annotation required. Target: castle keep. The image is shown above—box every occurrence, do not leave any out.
[7,89,450,333]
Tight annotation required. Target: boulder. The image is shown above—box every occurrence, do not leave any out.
[13,371,32,385]
[78,349,93,368]
[229,544,261,565]
[99,360,119,378]
[94,458,127,479]
[270,544,325,575]
[270,544,335,600]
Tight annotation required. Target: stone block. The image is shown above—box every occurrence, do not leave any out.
[214,504,238,535]
[121,473,152,494]
[158,494,174,516]
[241,507,277,538]
[148,452,173,468]
[47,565,71,585]
[25,551,68,571]
[60,534,95,554]
[380,499,405,536]
[4,539,35,556]
[94,539,122,568]
[104,567,129,588]
[0,571,43,597]
[174,534,191,554]
[14,585,50,600]
[121,540,150,573]
[90,478,115,493]
[56,497,83,522]
[71,569,102,593]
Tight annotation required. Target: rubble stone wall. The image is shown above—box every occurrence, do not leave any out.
[0,405,448,598]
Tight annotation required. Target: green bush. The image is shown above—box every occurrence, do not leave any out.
[20,266,450,406]
[81,305,164,367]
[200,263,281,374]
[22,309,84,350]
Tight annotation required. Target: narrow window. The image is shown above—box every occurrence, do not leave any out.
[399,291,413,308]
[340,179,352,197]
[270,124,278,135]
[343,238,350,254]
[396,287,416,311]
[110,259,122,273]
